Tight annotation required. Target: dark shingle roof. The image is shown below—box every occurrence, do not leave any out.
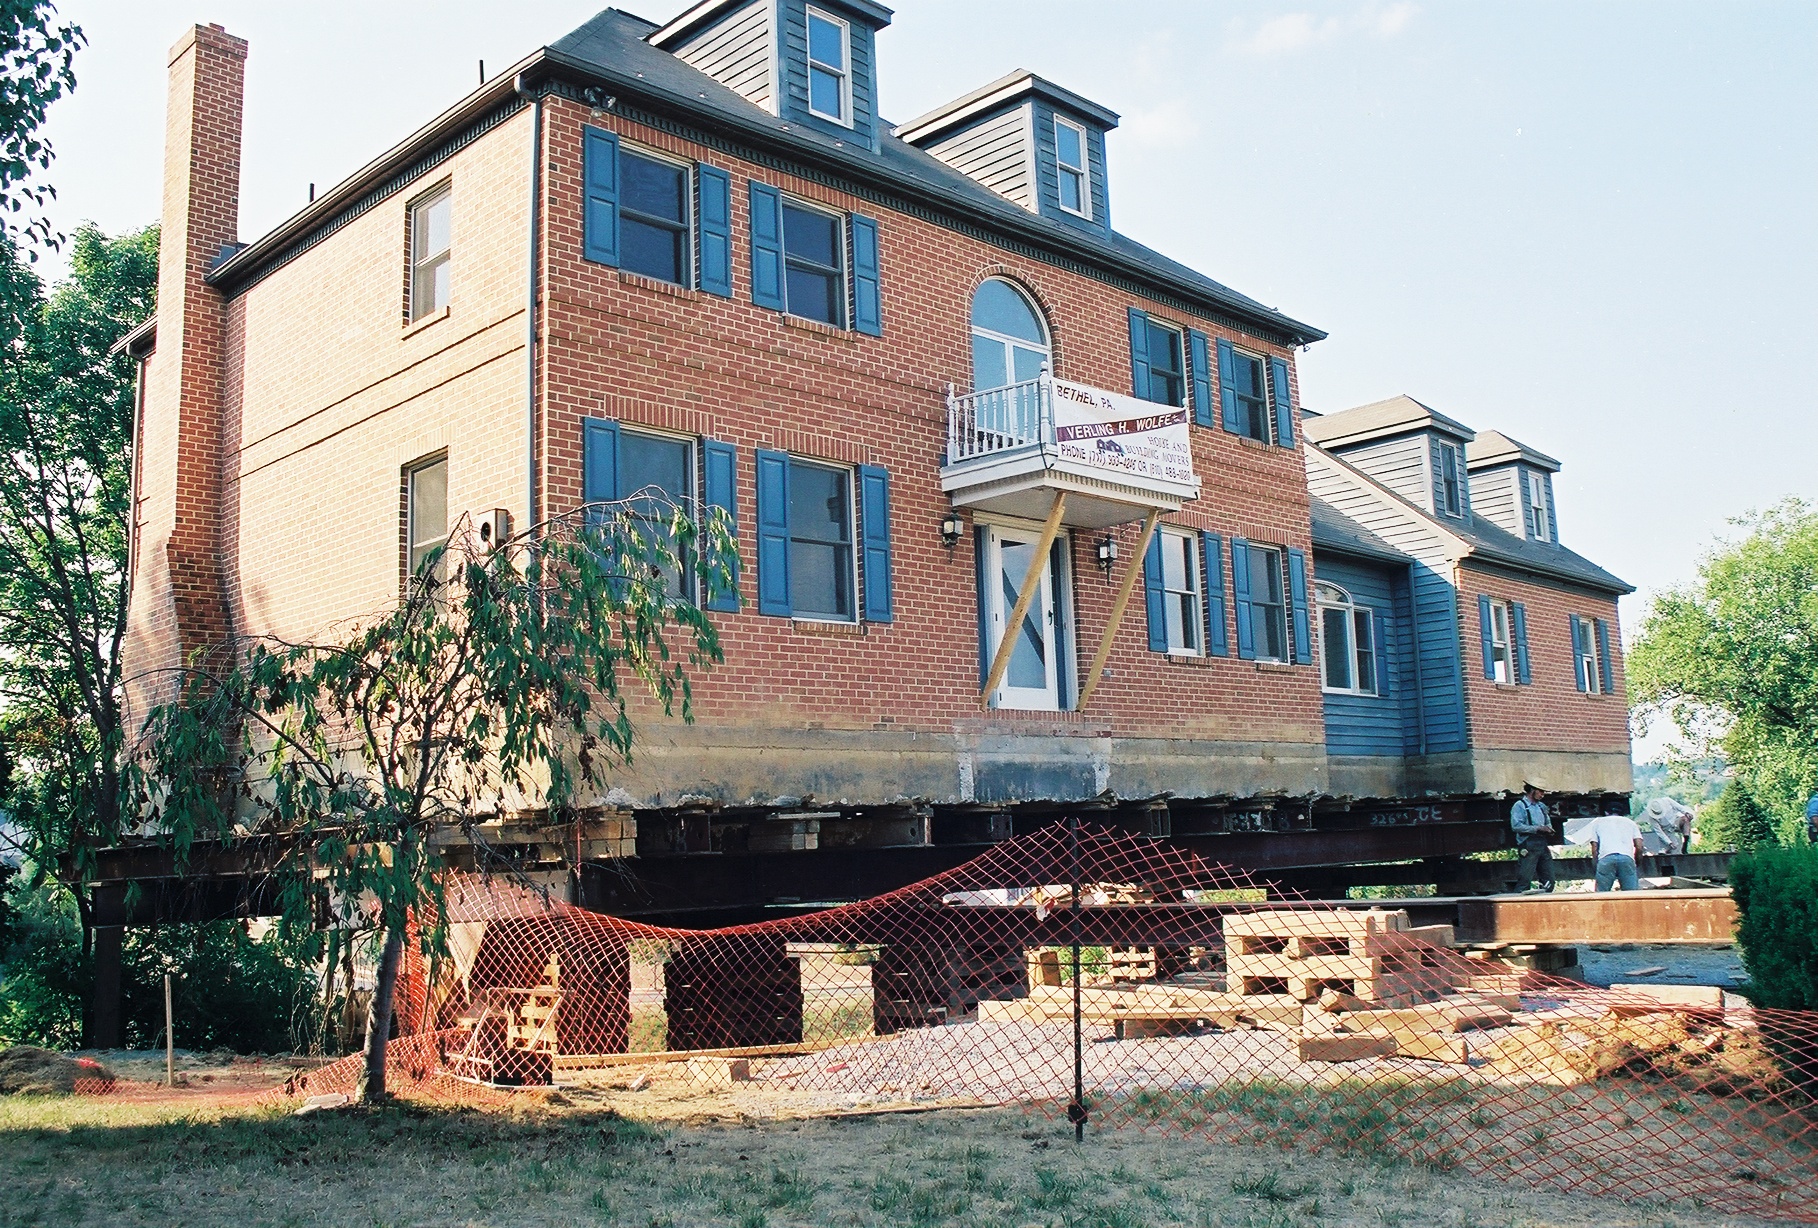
[1454,512,1632,594]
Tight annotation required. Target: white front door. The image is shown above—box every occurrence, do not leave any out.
[984,524,1063,710]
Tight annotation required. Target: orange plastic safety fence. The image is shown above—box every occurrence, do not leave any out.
[279,826,1818,1221]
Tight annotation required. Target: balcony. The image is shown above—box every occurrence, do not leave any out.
[942,374,1201,528]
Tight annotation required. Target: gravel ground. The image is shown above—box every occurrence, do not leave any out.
[1576,942,1749,989]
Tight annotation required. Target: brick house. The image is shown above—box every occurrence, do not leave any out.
[120,7,1632,919]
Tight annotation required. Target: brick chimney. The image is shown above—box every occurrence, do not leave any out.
[122,24,246,723]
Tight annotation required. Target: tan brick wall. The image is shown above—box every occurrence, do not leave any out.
[1457,566,1628,755]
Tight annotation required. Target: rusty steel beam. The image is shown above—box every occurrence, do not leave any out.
[1450,889,1737,945]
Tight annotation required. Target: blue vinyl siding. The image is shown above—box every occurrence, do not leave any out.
[1315,554,1413,757]
[777,0,879,150]
[1306,456,1469,754]
[1030,100,1110,234]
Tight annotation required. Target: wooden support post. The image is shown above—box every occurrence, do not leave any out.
[1075,509,1161,711]
[979,493,1068,705]
[164,974,175,1086]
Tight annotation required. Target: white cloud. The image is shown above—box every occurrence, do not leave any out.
[1232,3,1418,56]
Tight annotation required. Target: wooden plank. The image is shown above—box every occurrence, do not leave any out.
[1223,909,1408,939]
[1363,1029,1470,1064]
[1076,508,1161,711]
[1228,952,1381,981]
[1298,1034,1398,1062]
[1327,999,1512,1033]
[980,493,1068,704]
[552,1034,895,1069]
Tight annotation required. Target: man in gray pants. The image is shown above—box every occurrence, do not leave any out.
[1511,783,1555,893]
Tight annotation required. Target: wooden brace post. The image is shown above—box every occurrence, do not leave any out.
[979,493,1068,705]
[1075,509,1162,711]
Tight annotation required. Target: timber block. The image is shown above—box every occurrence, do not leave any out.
[1229,952,1380,981]
[1224,909,1408,940]
[1298,1034,1398,1062]
[1367,1029,1470,1064]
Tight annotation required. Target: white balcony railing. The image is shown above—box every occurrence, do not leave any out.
[946,374,1052,464]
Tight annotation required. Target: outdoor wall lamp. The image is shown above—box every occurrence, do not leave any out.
[1097,534,1118,576]
[940,511,964,549]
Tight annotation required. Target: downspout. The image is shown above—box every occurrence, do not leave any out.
[1405,561,1428,757]
[515,73,543,536]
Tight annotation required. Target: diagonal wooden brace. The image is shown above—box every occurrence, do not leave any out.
[979,493,1068,706]
[1075,508,1162,711]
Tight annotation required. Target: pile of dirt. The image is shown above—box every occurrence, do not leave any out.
[0,1047,115,1095]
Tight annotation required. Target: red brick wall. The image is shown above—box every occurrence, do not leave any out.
[1457,566,1627,754]
[535,97,1323,745]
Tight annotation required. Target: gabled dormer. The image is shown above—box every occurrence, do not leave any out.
[896,72,1117,236]
[1467,430,1561,545]
[1300,395,1476,526]
[651,0,892,152]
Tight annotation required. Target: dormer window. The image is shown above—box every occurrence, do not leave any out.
[1437,440,1464,517]
[1054,117,1090,217]
[806,8,852,125]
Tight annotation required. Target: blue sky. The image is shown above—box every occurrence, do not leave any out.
[41,0,1817,637]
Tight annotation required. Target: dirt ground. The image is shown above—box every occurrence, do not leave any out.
[0,1089,1790,1228]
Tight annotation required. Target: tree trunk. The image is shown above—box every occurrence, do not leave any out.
[316,928,342,1056]
[360,925,405,1102]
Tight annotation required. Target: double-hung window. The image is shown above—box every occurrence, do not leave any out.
[1055,117,1090,217]
[786,459,855,620]
[1227,349,1269,441]
[409,186,452,322]
[806,7,851,125]
[1487,598,1513,683]
[1528,471,1552,541]
[1143,320,1185,408]
[1438,441,1464,517]
[1572,615,1607,694]
[1246,545,1288,662]
[1318,583,1378,695]
[1159,528,1203,655]
[620,430,697,599]
[619,151,691,286]
[406,455,448,583]
[782,201,846,328]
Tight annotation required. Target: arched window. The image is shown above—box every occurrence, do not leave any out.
[1317,581,1379,696]
[970,279,1049,392]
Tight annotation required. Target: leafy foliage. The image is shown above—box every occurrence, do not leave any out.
[0,223,158,912]
[1629,499,1818,845]
[133,500,734,1091]
[1700,777,1778,853]
[0,1,80,253]
[1730,843,1818,1012]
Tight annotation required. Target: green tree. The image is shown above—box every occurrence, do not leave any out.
[1628,499,1818,845]
[0,225,158,951]
[0,1,81,254]
[134,501,734,1097]
[1700,777,1778,853]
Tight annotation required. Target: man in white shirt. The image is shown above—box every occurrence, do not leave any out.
[1578,812,1646,892]
[1643,797,1695,854]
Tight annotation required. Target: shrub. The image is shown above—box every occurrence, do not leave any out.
[1701,778,1779,852]
[1730,843,1818,1011]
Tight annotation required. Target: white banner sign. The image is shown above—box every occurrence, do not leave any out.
[1050,379,1196,485]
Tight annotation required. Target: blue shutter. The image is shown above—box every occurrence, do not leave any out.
[582,127,620,267]
[748,181,785,311]
[1143,529,1167,652]
[696,164,732,297]
[1478,596,1495,679]
[1127,307,1151,400]
[582,417,620,509]
[1217,338,1241,433]
[1231,537,1255,660]
[755,449,791,616]
[850,213,882,336]
[1595,618,1613,694]
[1201,532,1228,657]
[1511,601,1531,684]
[1188,330,1213,428]
[702,438,739,611]
[1571,617,1589,692]
[1287,547,1311,664]
[1270,356,1295,448]
[858,464,893,622]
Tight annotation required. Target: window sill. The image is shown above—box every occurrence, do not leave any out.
[1322,687,1381,698]
[781,313,855,342]
[1165,651,1213,668]
[1232,435,1275,452]
[619,270,696,299]
[1494,682,1523,692]
[791,617,864,637]
[402,305,450,337]
[1253,660,1296,674]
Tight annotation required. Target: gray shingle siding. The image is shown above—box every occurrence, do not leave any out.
[924,104,1035,210]
[1330,434,1431,511]
[672,0,775,111]
[1468,465,1522,537]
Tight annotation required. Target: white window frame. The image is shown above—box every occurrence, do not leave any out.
[408,184,452,323]
[969,277,1050,393]
[1574,615,1601,694]
[804,6,853,127]
[1317,583,1379,696]
[1487,598,1513,684]
[1159,527,1204,656]
[1528,470,1552,541]
[1437,441,1464,517]
[1248,543,1289,664]
[617,144,695,288]
[785,455,858,624]
[1054,115,1092,219]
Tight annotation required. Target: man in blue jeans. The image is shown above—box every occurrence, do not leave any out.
[1578,812,1646,891]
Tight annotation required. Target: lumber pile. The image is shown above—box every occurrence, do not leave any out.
[445,953,563,1086]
